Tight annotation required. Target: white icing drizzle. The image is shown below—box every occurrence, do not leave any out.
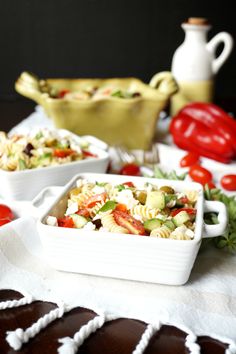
[6,302,66,350]
[168,321,201,354]
[226,342,236,354]
[1,294,235,354]
[58,312,118,354]
[0,294,34,310]
[132,322,161,354]
[185,333,200,354]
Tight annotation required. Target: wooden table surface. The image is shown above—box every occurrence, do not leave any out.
[0,97,235,353]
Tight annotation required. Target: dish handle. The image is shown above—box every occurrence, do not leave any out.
[26,186,63,218]
[15,72,43,105]
[203,200,228,238]
[149,71,178,98]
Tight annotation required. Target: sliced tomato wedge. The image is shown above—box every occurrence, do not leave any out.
[53,148,75,158]
[122,181,135,188]
[113,210,146,236]
[58,216,74,228]
[171,208,197,217]
[82,150,98,158]
[76,208,90,218]
[115,203,128,212]
[83,192,107,208]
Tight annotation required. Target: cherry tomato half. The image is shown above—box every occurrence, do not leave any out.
[119,163,141,176]
[180,152,200,167]
[0,204,14,220]
[0,218,11,226]
[189,165,213,185]
[220,174,236,191]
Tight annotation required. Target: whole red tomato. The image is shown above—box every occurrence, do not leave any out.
[119,163,141,176]
[0,218,11,226]
[180,152,200,167]
[220,174,236,191]
[189,165,213,185]
[0,204,14,220]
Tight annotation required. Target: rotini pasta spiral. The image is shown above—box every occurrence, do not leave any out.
[170,233,191,240]
[150,225,171,238]
[88,201,106,217]
[71,190,94,206]
[130,205,159,221]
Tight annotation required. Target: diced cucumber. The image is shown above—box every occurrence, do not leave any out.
[164,220,176,231]
[145,191,165,210]
[98,201,117,213]
[143,218,162,232]
[70,214,88,228]
[173,211,190,226]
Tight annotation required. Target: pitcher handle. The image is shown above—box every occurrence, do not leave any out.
[206,32,234,74]
[149,71,178,98]
[15,72,43,104]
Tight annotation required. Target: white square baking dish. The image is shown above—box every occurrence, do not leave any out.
[37,173,228,285]
[0,131,109,201]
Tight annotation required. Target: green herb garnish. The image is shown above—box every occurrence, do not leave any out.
[98,201,117,213]
[151,167,236,253]
[153,166,187,181]
[117,184,126,192]
[204,184,236,253]
[35,132,43,140]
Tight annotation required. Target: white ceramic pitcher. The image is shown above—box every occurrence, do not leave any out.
[171,17,234,115]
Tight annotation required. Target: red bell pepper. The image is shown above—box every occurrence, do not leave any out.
[170,102,236,164]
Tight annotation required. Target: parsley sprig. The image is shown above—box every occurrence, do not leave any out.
[204,184,236,253]
[153,166,187,181]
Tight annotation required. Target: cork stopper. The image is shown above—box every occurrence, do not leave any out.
[186,17,209,25]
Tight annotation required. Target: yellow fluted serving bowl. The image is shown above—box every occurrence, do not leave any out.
[15,72,178,150]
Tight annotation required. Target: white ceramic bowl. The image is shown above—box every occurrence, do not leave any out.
[37,173,228,285]
[0,132,109,201]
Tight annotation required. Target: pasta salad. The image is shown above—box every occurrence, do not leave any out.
[0,129,97,171]
[46,178,198,240]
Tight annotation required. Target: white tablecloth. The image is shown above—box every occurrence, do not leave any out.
[0,106,235,353]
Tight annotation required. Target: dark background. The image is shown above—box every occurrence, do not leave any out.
[0,0,235,129]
